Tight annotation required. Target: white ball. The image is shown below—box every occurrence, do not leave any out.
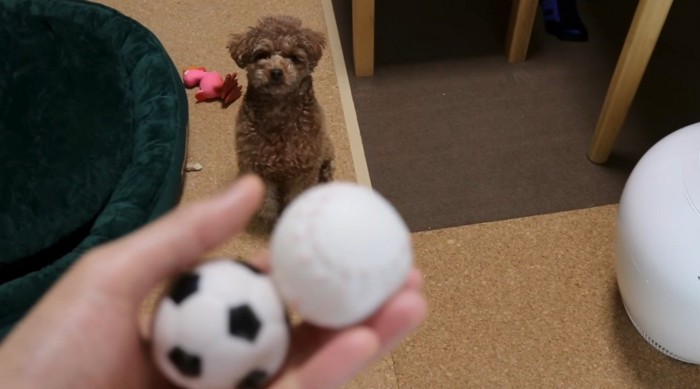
[152,258,289,389]
[270,182,413,328]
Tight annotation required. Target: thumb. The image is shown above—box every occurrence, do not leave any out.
[79,174,264,302]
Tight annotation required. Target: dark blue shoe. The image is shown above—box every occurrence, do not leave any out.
[540,0,588,42]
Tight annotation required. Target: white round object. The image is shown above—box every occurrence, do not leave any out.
[152,258,290,389]
[617,122,700,364]
[270,182,413,328]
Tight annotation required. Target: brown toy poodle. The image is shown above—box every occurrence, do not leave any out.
[228,16,335,231]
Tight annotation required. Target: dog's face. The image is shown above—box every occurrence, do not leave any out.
[228,16,325,95]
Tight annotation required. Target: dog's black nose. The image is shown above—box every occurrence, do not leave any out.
[270,68,283,81]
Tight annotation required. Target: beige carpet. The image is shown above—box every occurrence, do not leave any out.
[97,0,700,387]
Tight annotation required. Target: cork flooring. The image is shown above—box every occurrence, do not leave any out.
[96,0,700,387]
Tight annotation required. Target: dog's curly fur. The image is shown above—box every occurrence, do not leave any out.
[228,16,335,231]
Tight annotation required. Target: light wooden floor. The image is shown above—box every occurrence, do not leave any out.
[98,1,700,387]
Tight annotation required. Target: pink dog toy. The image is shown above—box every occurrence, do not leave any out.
[182,66,242,107]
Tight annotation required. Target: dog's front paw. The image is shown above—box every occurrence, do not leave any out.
[247,213,277,235]
[319,159,334,183]
[247,194,280,235]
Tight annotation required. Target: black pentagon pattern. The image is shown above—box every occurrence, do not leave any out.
[237,369,268,389]
[168,346,201,377]
[168,273,200,305]
[229,304,261,341]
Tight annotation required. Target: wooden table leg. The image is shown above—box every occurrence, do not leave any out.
[506,0,539,63]
[588,0,673,164]
[352,0,375,77]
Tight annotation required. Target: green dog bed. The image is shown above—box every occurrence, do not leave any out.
[0,0,188,338]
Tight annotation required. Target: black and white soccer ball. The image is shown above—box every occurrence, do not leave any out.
[152,258,290,389]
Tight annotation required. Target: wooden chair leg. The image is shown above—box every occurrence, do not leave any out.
[506,0,539,63]
[588,0,673,164]
[352,0,375,77]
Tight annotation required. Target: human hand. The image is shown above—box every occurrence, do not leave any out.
[0,175,427,389]
[249,252,425,389]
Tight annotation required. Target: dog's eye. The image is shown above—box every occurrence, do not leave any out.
[289,55,303,64]
[253,51,270,61]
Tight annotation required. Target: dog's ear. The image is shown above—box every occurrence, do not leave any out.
[301,28,326,71]
[227,32,256,68]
